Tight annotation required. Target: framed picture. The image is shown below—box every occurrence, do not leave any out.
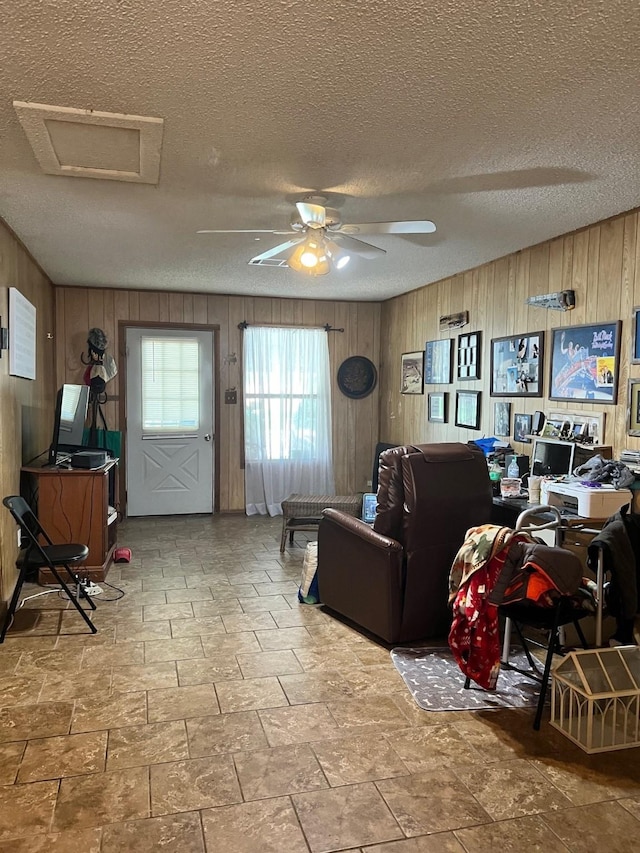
[514,412,533,443]
[627,380,640,436]
[455,390,481,430]
[633,307,640,364]
[428,392,448,423]
[424,338,453,384]
[549,322,621,404]
[400,351,425,394]
[547,408,606,445]
[494,401,511,437]
[490,332,544,397]
[457,332,481,380]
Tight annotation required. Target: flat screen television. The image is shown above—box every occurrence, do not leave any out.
[531,437,576,477]
[48,384,90,466]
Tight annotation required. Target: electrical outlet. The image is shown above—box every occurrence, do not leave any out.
[224,388,237,404]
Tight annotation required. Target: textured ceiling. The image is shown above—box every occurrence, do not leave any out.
[1,0,639,301]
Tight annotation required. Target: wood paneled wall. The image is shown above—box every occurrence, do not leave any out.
[54,288,381,511]
[379,210,640,457]
[0,221,55,601]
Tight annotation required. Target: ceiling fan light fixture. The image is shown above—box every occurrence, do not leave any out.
[288,236,330,275]
[324,237,350,270]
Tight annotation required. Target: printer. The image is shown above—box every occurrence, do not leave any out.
[545,482,632,518]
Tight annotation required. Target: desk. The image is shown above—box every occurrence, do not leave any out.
[491,496,608,646]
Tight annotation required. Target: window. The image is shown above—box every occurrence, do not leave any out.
[243,326,334,515]
[141,337,200,431]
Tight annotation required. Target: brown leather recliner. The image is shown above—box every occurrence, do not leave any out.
[316,442,493,643]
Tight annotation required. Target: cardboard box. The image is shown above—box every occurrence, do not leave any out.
[546,482,632,518]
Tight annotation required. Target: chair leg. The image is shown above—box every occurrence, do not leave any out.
[47,565,97,634]
[464,676,471,690]
[533,602,563,731]
[0,563,29,644]
[573,619,588,650]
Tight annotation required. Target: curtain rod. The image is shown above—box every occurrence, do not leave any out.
[238,321,344,332]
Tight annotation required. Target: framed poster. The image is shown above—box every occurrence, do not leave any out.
[455,390,481,430]
[424,338,453,384]
[494,401,511,437]
[490,332,544,397]
[457,332,481,380]
[400,351,424,394]
[428,392,448,423]
[627,380,640,436]
[633,307,640,364]
[514,412,533,443]
[549,322,621,403]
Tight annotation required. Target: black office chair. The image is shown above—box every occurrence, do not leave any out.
[1,495,97,643]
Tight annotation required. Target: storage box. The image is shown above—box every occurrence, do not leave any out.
[551,646,640,753]
[545,482,632,518]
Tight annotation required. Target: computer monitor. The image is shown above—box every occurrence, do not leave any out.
[530,437,576,477]
[48,384,90,466]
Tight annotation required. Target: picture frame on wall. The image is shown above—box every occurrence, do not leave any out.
[494,401,511,437]
[424,338,453,384]
[514,412,533,443]
[632,307,640,364]
[400,351,425,394]
[457,332,481,380]
[627,380,640,436]
[490,332,544,397]
[428,392,448,423]
[549,321,621,404]
[455,390,481,430]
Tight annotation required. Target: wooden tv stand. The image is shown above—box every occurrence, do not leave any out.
[22,459,118,584]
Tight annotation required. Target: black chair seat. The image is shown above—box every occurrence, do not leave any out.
[500,598,591,630]
[34,543,89,566]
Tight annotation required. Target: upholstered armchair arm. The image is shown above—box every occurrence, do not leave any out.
[316,508,405,643]
[319,508,404,550]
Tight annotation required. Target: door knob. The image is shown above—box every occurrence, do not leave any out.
[204,434,212,442]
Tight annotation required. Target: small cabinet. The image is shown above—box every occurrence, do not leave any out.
[22,460,118,583]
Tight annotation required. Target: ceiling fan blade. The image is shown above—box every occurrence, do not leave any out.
[295,202,326,228]
[338,220,437,235]
[197,229,296,235]
[249,237,304,264]
[331,232,386,260]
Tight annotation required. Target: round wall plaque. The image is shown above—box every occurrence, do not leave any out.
[337,356,378,399]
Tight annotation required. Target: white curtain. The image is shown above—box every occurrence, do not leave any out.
[243,326,334,515]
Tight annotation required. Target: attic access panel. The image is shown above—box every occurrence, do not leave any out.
[13,101,163,184]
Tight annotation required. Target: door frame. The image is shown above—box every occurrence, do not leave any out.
[118,320,221,517]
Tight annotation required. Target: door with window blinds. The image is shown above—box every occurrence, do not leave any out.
[125,328,214,515]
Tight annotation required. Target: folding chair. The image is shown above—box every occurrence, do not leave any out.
[1,495,97,643]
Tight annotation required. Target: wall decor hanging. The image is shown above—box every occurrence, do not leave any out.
[514,412,533,443]
[424,338,453,384]
[490,332,544,397]
[549,322,621,404]
[628,380,640,436]
[457,332,481,380]
[337,356,377,399]
[632,307,640,364]
[494,401,511,437]
[455,390,481,430]
[428,392,448,423]
[400,351,425,394]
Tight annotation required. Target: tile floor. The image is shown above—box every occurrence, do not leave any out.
[1,513,640,853]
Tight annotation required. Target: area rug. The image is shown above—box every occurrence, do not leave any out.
[391,646,542,711]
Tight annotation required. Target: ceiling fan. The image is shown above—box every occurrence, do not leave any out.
[197,196,436,276]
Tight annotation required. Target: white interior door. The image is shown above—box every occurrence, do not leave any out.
[126,327,214,516]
